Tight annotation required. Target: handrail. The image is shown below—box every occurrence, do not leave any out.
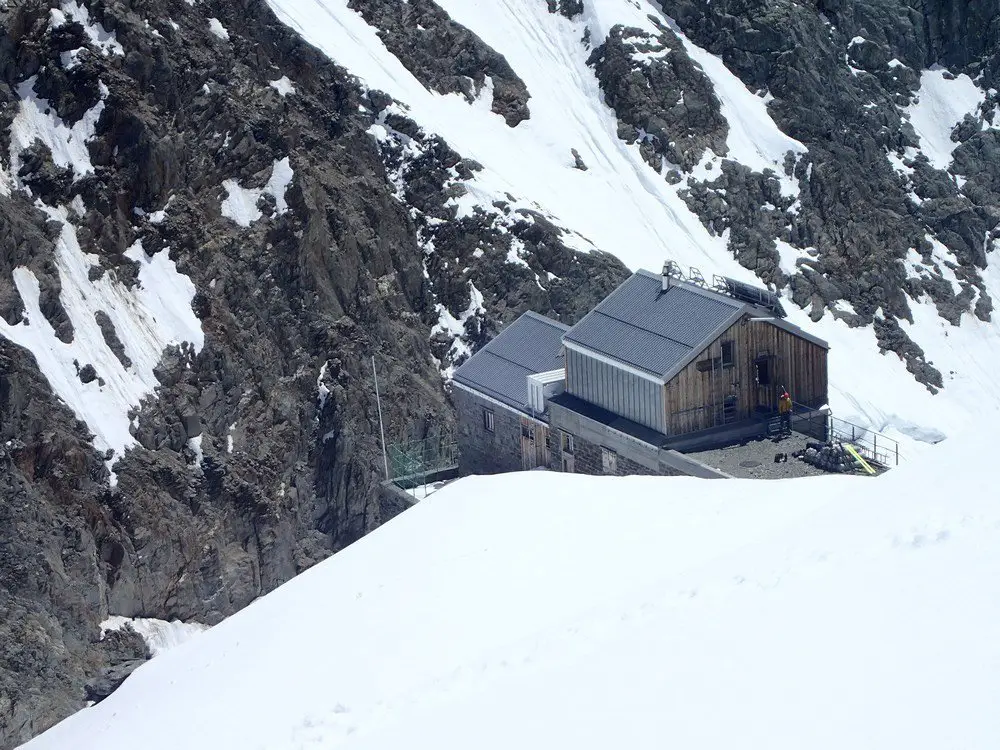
[788,401,900,467]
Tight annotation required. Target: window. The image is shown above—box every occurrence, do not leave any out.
[561,431,575,454]
[721,341,735,368]
[521,423,535,440]
[755,356,771,386]
[483,408,495,433]
[601,447,618,474]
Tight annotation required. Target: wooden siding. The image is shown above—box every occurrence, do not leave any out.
[664,316,828,436]
[519,419,550,470]
[565,347,666,433]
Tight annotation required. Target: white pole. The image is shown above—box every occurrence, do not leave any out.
[372,355,390,481]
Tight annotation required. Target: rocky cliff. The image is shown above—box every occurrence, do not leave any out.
[2,0,999,746]
[591,0,1000,387]
[0,0,623,745]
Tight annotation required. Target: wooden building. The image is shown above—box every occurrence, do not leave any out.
[453,264,829,478]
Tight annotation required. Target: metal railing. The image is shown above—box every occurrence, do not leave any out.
[388,433,459,486]
[790,403,900,467]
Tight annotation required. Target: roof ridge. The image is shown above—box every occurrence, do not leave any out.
[634,268,744,309]
[519,309,570,331]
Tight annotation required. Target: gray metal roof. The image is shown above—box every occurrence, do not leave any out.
[453,311,568,413]
[563,270,745,378]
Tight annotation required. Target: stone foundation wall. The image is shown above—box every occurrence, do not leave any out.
[453,386,523,475]
[570,431,663,477]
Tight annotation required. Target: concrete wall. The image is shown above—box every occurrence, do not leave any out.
[548,401,729,479]
[453,386,524,475]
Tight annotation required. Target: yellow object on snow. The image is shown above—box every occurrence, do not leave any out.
[844,443,876,475]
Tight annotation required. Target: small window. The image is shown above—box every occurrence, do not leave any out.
[483,408,495,433]
[521,423,535,440]
[561,431,575,454]
[601,447,618,475]
[721,341,735,368]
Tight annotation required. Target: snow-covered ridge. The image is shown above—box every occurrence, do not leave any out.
[20,423,1000,750]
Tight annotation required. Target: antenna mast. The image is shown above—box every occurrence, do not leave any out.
[372,355,390,481]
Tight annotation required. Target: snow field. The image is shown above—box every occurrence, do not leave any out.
[20,423,1000,750]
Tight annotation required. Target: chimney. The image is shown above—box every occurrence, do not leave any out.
[662,261,672,292]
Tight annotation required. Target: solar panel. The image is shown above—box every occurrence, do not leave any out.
[719,276,787,318]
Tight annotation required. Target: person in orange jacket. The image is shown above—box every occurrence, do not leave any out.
[778,389,793,434]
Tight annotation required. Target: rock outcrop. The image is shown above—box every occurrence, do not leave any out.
[585,0,1000,389]
[0,1,621,746]
[348,0,532,126]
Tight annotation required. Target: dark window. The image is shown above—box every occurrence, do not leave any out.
[483,408,495,433]
[721,341,735,368]
[755,357,771,386]
[521,423,535,440]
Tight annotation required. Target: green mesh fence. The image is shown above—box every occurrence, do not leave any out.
[388,433,459,486]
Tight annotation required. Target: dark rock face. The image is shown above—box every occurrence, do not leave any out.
[547,0,585,19]
[583,0,1000,389]
[348,0,532,126]
[368,108,630,374]
[0,340,147,744]
[0,1,627,745]
[589,23,727,171]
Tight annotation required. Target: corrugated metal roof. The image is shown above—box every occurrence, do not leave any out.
[453,311,568,413]
[563,271,745,377]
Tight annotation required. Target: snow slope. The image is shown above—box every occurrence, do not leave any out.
[0,209,203,470]
[21,427,1000,750]
[264,0,1000,455]
[904,67,986,170]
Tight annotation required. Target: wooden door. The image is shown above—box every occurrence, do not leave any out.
[753,354,780,414]
[521,421,538,470]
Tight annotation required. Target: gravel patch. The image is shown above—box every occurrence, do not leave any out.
[689,433,831,480]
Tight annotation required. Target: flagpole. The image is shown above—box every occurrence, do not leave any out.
[372,355,390,481]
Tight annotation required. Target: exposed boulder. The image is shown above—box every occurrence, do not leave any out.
[348,0,532,126]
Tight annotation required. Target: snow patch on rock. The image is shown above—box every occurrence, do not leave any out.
[269,75,297,96]
[431,282,485,379]
[101,616,209,657]
[50,1,124,57]
[220,157,294,226]
[0,205,203,472]
[904,67,985,170]
[9,77,107,184]
[208,17,230,41]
